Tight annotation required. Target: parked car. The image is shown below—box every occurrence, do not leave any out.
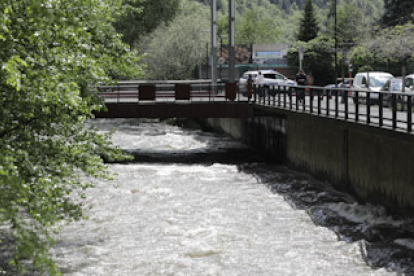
[238,70,296,94]
[403,74,414,90]
[352,72,394,104]
[324,78,352,100]
[380,77,414,109]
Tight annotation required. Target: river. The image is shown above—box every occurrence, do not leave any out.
[47,119,413,275]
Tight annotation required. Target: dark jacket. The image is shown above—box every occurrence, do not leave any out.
[296,73,307,85]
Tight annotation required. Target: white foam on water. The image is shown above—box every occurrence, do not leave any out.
[50,120,398,275]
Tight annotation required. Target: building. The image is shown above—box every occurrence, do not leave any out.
[252,44,290,66]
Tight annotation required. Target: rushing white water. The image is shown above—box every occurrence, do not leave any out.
[50,119,403,275]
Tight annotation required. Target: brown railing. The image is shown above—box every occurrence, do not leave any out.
[98,82,247,103]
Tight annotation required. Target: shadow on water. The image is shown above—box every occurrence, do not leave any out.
[117,147,265,165]
[99,118,266,165]
[237,164,414,276]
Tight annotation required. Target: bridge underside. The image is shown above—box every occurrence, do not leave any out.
[95,102,253,118]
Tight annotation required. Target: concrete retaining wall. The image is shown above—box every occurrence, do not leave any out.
[206,105,414,215]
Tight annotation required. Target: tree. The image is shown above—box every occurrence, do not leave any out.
[288,35,335,85]
[382,0,414,27]
[113,0,180,48]
[0,0,141,274]
[361,23,414,84]
[236,8,280,45]
[328,3,366,50]
[297,0,319,42]
[141,0,210,80]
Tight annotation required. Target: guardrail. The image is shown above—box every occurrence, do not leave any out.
[252,84,414,133]
[98,81,414,133]
[98,82,247,103]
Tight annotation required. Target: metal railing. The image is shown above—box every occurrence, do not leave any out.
[98,81,414,133]
[98,82,249,103]
[252,84,414,133]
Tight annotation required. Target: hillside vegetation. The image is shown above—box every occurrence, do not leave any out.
[196,0,384,43]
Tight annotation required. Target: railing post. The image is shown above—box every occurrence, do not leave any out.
[379,93,383,127]
[263,85,266,105]
[355,91,359,122]
[408,95,412,132]
[289,87,293,109]
[317,89,321,115]
[295,88,299,111]
[310,88,313,113]
[345,90,349,120]
[268,86,271,105]
[117,83,120,103]
[392,94,397,129]
[253,84,257,103]
[302,87,306,111]
[335,90,339,118]
[366,92,371,124]
[259,84,262,104]
[278,85,281,107]
[326,89,330,117]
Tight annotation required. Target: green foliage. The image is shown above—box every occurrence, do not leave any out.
[113,0,180,48]
[350,23,414,76]
[297,0,319,42]
[325,3,366,49]
[193,0,384,44]
[288,35,335,84]
[0,0,141,274]
[236,8,280,45]
[140,0,210,80]
[382,0,414,27]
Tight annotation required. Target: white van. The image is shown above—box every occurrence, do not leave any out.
[352,72,394,104]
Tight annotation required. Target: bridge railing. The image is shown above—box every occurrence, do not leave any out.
[98,82,249,103]
[252,84,414,133]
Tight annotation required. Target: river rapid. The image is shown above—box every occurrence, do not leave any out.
[46,119,414,275]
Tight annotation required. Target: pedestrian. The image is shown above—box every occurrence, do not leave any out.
[256,71,265,97]
[296,69,307,103]
[247,74,253,85]
[247,74,254,99]
[256,71,264,85]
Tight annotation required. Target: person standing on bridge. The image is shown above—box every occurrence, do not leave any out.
[256,71,265,98]
[296,69,307,103]
[256,71,264,85]
[247,74,254,99]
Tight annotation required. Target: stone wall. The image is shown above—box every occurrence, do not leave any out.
[206,105,414,215]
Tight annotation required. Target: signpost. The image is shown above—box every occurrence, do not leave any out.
[299,46,303,71]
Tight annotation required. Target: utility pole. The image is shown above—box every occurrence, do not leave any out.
[334,0,338,87]
[210,0,217,86]
[228,0,236,83]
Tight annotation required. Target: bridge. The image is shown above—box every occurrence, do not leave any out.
[96,80,252,118]
[96,80,414,133]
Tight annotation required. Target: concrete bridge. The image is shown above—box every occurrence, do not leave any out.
[96,81,414,216]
